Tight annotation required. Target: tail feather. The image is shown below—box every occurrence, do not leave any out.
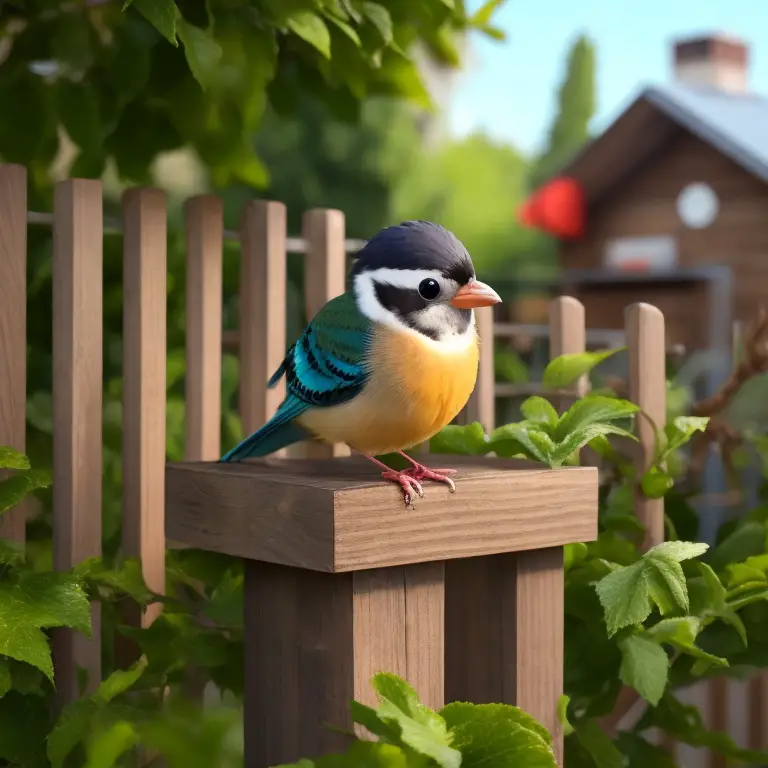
[220,399,309,462]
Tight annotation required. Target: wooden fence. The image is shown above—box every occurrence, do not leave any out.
[0,162,760,766]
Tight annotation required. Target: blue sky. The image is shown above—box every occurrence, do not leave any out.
[448,0,767,156]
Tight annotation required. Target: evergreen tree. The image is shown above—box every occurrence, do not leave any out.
[530,34,597,190]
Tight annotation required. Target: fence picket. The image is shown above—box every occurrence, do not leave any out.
[185,195,223,461]
[238,201,287,451]
[121,188,167,639]
[0,164,27,543]
[301,208,349,458]
[51,178,103,703]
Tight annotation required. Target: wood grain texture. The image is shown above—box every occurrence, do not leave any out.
[185,195,223,461]
[239,201,286,440]
[0,164,27,542]
[301,208,350,459]
[165,455,598,571]
[748,673,767,750]
[244,560,445,765]
[464,305,495,431]
[445,549,564,764]
[122,188,167,630]
[51,178,103,704]
[550,296,588,398]
[626,303,666,549]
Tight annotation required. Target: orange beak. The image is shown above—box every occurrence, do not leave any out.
[450,279,502,309]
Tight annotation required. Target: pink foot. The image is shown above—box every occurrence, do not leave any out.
[362,452,458,508]
[380,469,424,507]
[397,453,457,494]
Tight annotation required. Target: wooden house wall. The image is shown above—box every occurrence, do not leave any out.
[560,129,768,345]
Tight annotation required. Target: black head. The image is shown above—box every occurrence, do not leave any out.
[349,221,499,343]
[350,220,475,286]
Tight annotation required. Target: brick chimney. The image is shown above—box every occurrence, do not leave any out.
[672,33,749,93]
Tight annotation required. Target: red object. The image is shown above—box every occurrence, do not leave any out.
[518,177,586,239]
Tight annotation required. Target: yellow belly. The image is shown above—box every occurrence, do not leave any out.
[297,323,480,455]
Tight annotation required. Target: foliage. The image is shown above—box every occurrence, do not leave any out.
[392,131,548,274]
[529,33,597,190]
[271,673,557,767]
[0,0,505,189]
[429,347,768,767]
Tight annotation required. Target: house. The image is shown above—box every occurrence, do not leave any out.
[531,34,768,355]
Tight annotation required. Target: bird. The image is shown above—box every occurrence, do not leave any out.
[220,220,502,506]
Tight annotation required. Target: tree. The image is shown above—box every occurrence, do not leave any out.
[0,0,506,199]
[529,33,596,190]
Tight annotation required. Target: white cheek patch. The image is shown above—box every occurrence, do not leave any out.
[353,269,476,350]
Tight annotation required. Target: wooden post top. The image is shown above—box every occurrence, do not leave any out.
[166,455,598,573]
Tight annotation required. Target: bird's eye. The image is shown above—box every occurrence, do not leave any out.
[418,278,441,300]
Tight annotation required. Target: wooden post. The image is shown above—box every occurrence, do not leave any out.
[464,306,495,432]
[185,195,223,462]
[626,303,666,551]
[239,201,287,448]
[121,189,167,638]
[164,454,598,767]
[0,164,27,542]
[301,209,349,458]
[51,178,103,703]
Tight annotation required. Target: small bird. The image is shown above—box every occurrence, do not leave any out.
[220,220,501,506]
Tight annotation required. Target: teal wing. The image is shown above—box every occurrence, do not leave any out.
[220,292,371,461]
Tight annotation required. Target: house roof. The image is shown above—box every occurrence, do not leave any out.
[559,83,768,203]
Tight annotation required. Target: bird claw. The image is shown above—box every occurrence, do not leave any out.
[380,463,458,507]
[402,464,457,494]
[381,470,424,508]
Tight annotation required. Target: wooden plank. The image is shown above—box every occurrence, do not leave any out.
[244,561,353,766]
[404,561,444,711]
[708,677,728,768]
[301,209,349,458]
[748,674,767,750]
[464,306,495,431]
[185,195,223,461]
[165,456,597,571]
[51,178,103,703]
[243,559,445,766]
[0,164,27,542]
[239,201,287,443]
[122,188,167,631]
[626,303,666,549]
[445,549,564,764]
[550,296,588,398]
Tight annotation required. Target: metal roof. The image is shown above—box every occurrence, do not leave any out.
[643,83,768,182]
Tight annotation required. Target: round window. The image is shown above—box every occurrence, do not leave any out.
[676,183,719,229]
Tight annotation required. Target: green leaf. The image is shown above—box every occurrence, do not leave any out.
[645,617,728,673]
[430,422,489,456]
[710,522,766,571]
[550,423,636,467]
[0,691,51,767]
[0,469,52,515]
[554,395,639,442]
[595,541,708,636]
[557,695,574,736]
[440,702,556,767]
[53,80,101,150]
[520,396,559,427]
[469,0,506,26]
[595,560,651,637]
[84,721,138,768]
[177,20,223,91]
[0,447,29,470]
[618,634,669,705]
[574,718,626,768]
[726,562,766,587]
[542,348,624,388]
[663,416,709,456]
[0,572,91,681]
[288,11,332,58]
[371,673,460,768]
[126,0,181,45]
[641,467,674,499]
[362,2,394,46]
[48,658,147,768]
[489,424,554,464]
